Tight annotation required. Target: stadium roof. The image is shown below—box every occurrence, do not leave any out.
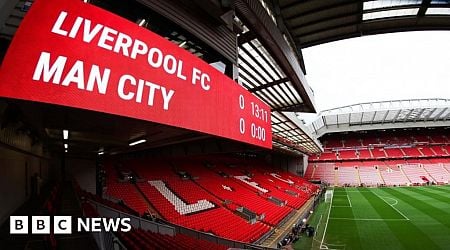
[235,0,316,113]
[272,111,323,155]
[308,98,450,137]
[274,0,450,49]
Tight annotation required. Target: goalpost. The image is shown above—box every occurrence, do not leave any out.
[325,190,333,203]
[311,188,345,250]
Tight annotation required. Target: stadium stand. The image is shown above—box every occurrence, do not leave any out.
[378,165,409,186]
[304,165,315,180]
[324,140,343,148]
[317,151,337,161]
[338,150,357,160]
[401,164,430,185]
[101,158,317,243]
[76,181,231,249]
[431,146,447,156]
[2,0,450,249]
[384,148,405,158]
[183,163,293,226]
[444,164,450,174]
[104,167,150,215]
[308,129,450,186]
[116,229,228,250]
[343,138,361,147]
[402,147,423,157]
[309,164,336,184]
[371,148,387,158]
[357,149,373,159]
[337,167,359,186]
[422,164,448,184]
[420,146,436,157]
[358,167,384,186]
[138,179,269,242]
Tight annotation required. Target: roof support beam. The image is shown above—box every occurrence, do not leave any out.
[246,41,282,79]
[273,103,310,112]
[434,107,448,121]
[311,122,318,135]
[280,1,359,20]
[402,109,416,122]
[250,77,289,93]
[239,45,277,82]
[235,0,316,112]
[323,116,328,129]
[445,112,450,121]
[392,109,403,123]
[381,109,390,124]
[289,10,361,32]
[418,0,432,16]
[371,111,377,124]
[271,0,307,73]
[413,108,427,122]
[271,121,286,126]
[424,108,437,121]
[238,31,257,45]
[292,20,360,38]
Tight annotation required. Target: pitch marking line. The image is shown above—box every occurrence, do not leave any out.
[329,217,408,221]
[372,192,410,221]
[320,242,346,250]
[381,196,398,206]
[338,190,374,193]
[320,189,334,249]
[332,194,352,207]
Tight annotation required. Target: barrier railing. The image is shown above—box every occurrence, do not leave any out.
[88,199,278,250]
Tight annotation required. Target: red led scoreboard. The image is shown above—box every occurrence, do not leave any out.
[0,0,272,148]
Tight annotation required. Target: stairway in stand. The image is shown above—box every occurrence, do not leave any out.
[377,167,386,185]
[311,166,316,179]
[134,182,163,218]
[260,197,315,248]
[56,181,98,250]
[356,167,362,186]
[334,169,338,186]
[422,166,437,183]
[399,166,412,184]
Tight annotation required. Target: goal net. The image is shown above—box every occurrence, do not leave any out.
[325,190,333,203]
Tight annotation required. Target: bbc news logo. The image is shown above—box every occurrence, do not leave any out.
[10,216,131,234]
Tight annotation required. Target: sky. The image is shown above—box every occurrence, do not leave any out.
[301,31,450,114]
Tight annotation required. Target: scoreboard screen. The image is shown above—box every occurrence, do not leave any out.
[0,0,272,148]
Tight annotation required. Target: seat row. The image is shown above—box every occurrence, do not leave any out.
[307,163,450,186]
[314,146,450,161]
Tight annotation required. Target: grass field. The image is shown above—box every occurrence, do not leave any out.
[294,185,450,250]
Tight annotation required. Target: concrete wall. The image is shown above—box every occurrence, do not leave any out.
[287,155,305,176]
[0,146,49,225]
[301,154,309,177]
[271,153,305,176]
[270,151,308,176]
[0,101,50,225]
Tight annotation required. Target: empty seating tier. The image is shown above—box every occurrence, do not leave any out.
[359,167,384,186]
[310,130,450,186]
[104,158,317,243]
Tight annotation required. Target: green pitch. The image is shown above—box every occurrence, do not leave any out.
[294,185,450,250]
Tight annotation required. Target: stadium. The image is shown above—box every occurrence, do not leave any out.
[0,0,449,250]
